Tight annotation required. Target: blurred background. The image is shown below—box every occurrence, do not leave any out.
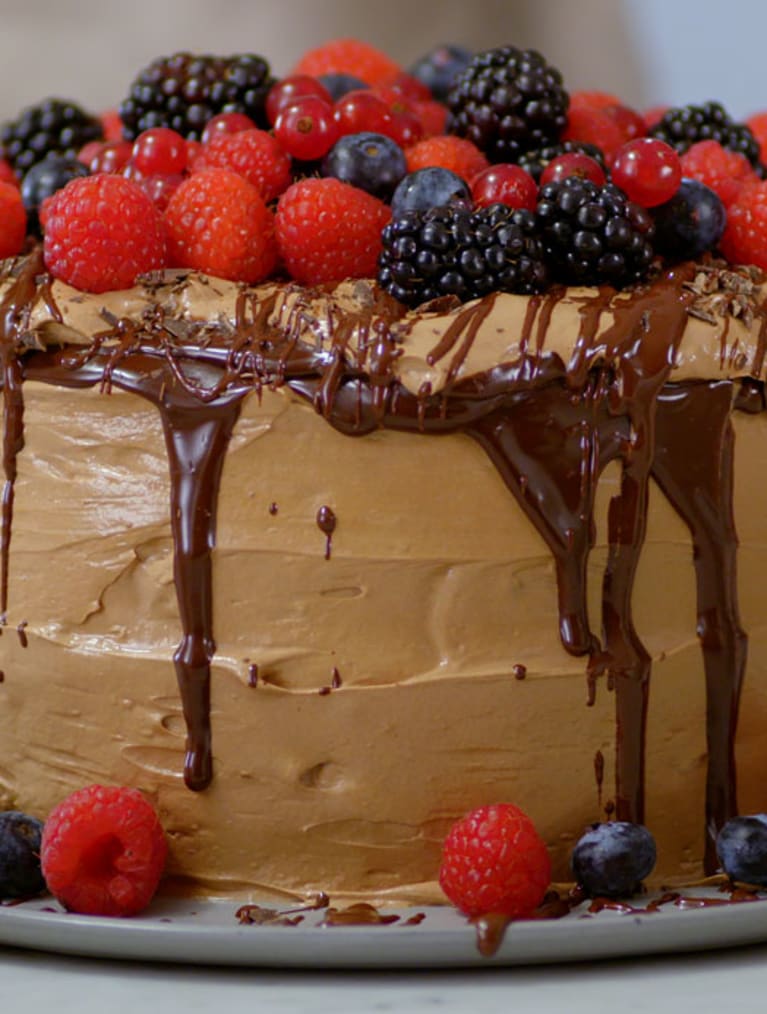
[0,0,763,121]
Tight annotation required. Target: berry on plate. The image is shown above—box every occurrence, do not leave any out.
[439,803,551,918]
[0,811,46,899]
[571,821,656,898]
[716,814,767,885]
[40,784,167,916]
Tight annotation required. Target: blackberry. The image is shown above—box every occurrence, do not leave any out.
[378,202,548,308]
[0,98,103,176]
[649,101,762,169]
[120,52,275,141]
[536,177,655,287]
[517,141,607,182]
[446,46,569,162]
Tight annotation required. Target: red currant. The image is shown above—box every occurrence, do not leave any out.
[88,141,133,174]
[540,152,606,187]
[137,173,184,212]
[201,112,255,145]
[611,138,682,207]
[132,128,187,176]
[379,71,432,103]
[274,97,339,161]
[471,164,538,211]
[334,90,394,139]
[266,75,333,126]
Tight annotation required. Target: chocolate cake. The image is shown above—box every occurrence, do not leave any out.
[1,246,765,902]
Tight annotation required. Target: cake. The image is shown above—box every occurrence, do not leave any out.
[2,39,767,912]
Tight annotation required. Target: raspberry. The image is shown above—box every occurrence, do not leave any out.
[43,175,165,292]
[0,182,27,258]
[679,140,759,207]
[404,135,488,182]
[165,167,277,283]
[413,99,448,138]
[563,104,645,165]
[40,784,168,917]
[199,128,292,201]
[293,39,401,87]
[275,177,390,285]
[439,803,551,918]
[569,90,623,113]
[720,181,767,269]
[0,158,18,186]
[746,112,767,165]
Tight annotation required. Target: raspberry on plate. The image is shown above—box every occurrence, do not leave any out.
[405,135,488,182]
[165,167,278,283]
[439,803,551,918]
[275,176,390,285]
[40,784,168,916]
[292,38,401,86]
[42,174,166,292]
[199,128,292,202]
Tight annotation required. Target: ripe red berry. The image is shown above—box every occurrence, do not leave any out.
[564,103,646,165]
[414,99,448,138]
[266,75,333,126]
[569,90,623,113]
[0,182,26,258]
[165,167,277,283]
[40,784,168,917]
[334,90,395,140]
[439,803,551,918]
[746,111,767,165]
[275,176,390,285]
[200,112,256,145]
[0,159,18,187]
[43,174,166,293]
[405,135,488,182]
[131,127,187,176]
[680,139,759,207]
[611,138,681,207]
[100,108,124,143]
[200,128,292,202]
[471,164,538,211]
[293,38,401,87]
[88,140,133,174]
[540,152,607,187]
[274,96,339,161]
[720,181,767,269]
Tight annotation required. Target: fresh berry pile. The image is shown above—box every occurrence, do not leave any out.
[1,38,767,291]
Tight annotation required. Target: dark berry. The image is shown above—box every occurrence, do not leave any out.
[321,132,406,201]
[649,101,762,170]
[517,141,606,183]
[21,153,90,236]
[318,73,369,101]
[0,98,103,175]
[378,202,548,307]
[446,46,569,162]
[536,176,655,286]
[390,166,470,218]
[408,44,473,103]
[0,811,46,899]
[120,52,275,141]
[716,814,767,886]
[571,822,656,898]
[651,179,726,260]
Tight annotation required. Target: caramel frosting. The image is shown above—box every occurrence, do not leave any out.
[1,248,766,900]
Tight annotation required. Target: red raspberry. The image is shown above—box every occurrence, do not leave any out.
[563,103,645,165]
[293,38,401,86]
[0,182,26,258]
[0,158,18,186]
[569,90,623,113]
[439,803,551,918]
[43,175,166,293]
[199,129,292,202]
[165,168,277,283]
[414,100,448,138]
[40,784,167,917]
[720,181,767,269]
[680,139,760,207]
[405,135,488,181]
[746,112,767,165]
[275,177,390,285]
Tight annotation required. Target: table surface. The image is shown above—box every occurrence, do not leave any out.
[2,941,767,1014]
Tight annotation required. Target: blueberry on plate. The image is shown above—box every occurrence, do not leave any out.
[571,821,657,898]
[390,166,471,218]
[0,810,46,899]
[651,178,726,260]
[716,814,767,886]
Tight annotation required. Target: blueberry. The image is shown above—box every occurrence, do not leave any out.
[390,167,471,219]
[716,814,767,886]
[317,73,369,101]
[571,821,656,898]
[0,811,46,899]
[408,44,473,102]
[651,178,726,260]
[21,153,89,235]
[321,132,406,201]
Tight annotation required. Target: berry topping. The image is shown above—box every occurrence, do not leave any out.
[274,96,340,161]
[165,167,277,283]
[266,75,334,126]
[20,153,89,235]
[43,174,166,292]
[651,179,726,260]
[404,135,488,183]
[536,177,655,286]
[610,138,682,208]
[539,151,606,187]
[471,164,538,211]
[439,803,551,918]
[716,814,767,886]
[571,821,656,898]
[679,139,759,207]
[719,180,767,270]
[649,101,762,169]
[408,44,473,103]
[292,39,401,87]
[0,811,45,899]
[0,98,103,175]
[390,166,471,218]
[447,46,569,162]
[40,785,167,916]
[275,176,390,285]
[200,111,256,145]
[333,90,396,141]
[0,181,27,258]
[378,202,547,307]
[321,132,407,201]
[200,128,292,202]
[119,53,275,141]
[86,140,133,174]
[130,127,188,177]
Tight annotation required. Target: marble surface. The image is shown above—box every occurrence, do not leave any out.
[2,943,767,1014]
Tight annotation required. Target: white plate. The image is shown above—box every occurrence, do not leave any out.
[3,890,767,968]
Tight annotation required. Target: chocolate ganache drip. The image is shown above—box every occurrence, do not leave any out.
[0,251,759,869]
